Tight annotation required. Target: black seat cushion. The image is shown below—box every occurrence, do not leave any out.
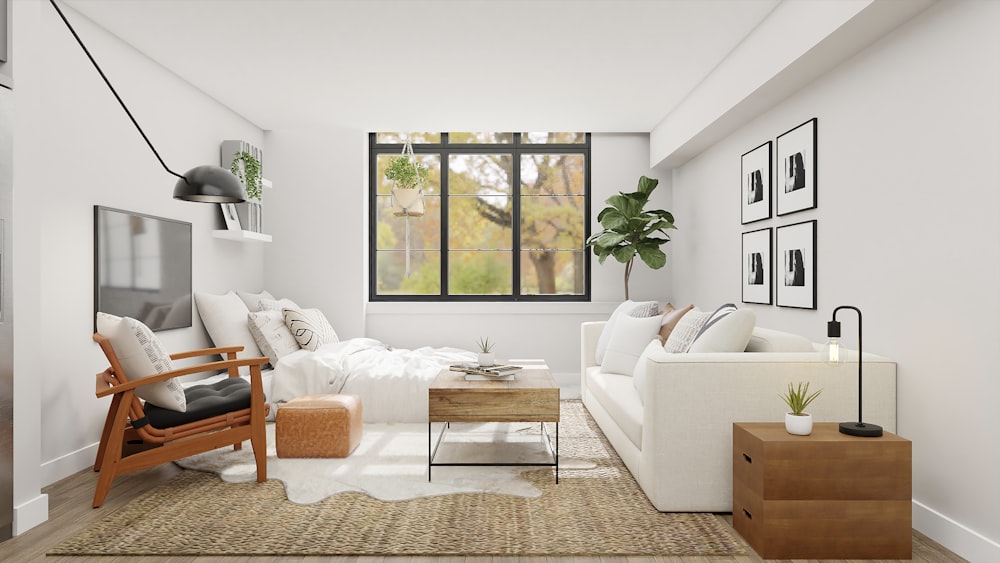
[144,377,252,429]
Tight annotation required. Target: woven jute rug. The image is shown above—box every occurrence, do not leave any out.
[50,401,746,557]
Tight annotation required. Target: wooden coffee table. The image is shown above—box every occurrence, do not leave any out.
[428,365,560,482]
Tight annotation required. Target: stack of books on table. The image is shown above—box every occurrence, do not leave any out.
[450,363,522,380]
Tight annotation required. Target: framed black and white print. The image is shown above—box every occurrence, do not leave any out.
[741,141,771,224]
[776,118,817,216]
[775,220,817,309]
[741,227,772,305]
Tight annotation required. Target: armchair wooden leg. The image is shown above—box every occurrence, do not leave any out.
[251,417,266,483]
[94,393,123,471]
[93,396,131,508]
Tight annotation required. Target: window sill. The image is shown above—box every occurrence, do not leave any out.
[365,301,620,316]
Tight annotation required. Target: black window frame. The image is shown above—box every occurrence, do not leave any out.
[369,132,592,302]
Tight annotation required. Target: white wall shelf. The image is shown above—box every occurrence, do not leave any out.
[212,229,272,243]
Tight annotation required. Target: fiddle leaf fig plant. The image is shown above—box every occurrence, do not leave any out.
[586,175,676,299]
[385,155,430,190]
[230,151,262,200]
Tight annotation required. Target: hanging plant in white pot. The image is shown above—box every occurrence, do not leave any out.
[385,139,430,277]
[779,381,823,436]
[230,150,263,232]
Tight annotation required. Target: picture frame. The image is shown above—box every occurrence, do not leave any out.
[741,227,772,305]
[775,220,817,309]
[741,141,771,224]
[776,118,817,216]
[220,203,242,231]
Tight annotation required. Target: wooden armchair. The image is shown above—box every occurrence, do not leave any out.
[92,333,269,508]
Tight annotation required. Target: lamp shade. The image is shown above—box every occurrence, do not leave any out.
[173,165,246,203]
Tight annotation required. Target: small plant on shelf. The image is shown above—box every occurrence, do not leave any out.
[779,381,822,415]
[230,150,262,200]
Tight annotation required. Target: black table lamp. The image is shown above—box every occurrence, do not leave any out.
[49,0,246,203]
[827,305,883,437]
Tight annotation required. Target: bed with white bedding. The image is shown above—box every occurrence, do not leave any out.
[270,338,476,422]
[192,289,476,423]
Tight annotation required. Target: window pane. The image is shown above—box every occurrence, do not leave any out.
[376,251,440,295]
[449,132,513,144]
[376,132,441,144]
[522,132,586,144]
[449,154,512,195]
[521,195,586,248]
[520,154,586,195]
[449,251,512,295]
[449,196,512,250]
[520,250,586,295]
[376,153,440,195]
[375,194,440,250]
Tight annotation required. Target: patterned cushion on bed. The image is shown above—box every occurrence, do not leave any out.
[282,307,339,351]
[248,309,302,365]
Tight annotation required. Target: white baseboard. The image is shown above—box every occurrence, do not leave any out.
[914,499,1000,562]
[13,493,49,536]
[41,441,99,487]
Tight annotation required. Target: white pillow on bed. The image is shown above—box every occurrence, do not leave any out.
[194,291,263,375]
[259,297,299,311]
[282,307,339,351]
[237,289,275,312]
[248,310,301,365]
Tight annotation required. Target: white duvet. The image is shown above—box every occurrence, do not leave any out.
[269,338,477,422]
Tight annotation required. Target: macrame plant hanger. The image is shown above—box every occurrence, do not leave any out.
[390,137,425,278]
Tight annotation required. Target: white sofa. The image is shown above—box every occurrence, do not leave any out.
[581,321,897,512]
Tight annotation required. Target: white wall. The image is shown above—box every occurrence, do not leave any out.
[264,133,672,383]
[666,1,999,560]
[12,1,264,532]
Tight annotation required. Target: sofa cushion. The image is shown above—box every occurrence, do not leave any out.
[601,313,663,375]
[746,327,816,352]
[595,300,642,365]
[586,369,643,450]
[632,339,664,404]
[659,304,694,343]
[689,308,757,353]
[663,307,712,353]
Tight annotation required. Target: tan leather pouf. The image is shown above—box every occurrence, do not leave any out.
[275,394,363,458]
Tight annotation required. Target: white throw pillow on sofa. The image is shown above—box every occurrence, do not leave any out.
[688,308,757,353]
[632,338,664,404]
[194,291,263,375]
[96,313,186,412]
[601,313,663,376]
[663,307,712,353]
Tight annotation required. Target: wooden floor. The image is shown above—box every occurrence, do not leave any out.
[0,464,967,563]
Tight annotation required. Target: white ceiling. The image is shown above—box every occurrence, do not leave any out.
[63,0,781,133]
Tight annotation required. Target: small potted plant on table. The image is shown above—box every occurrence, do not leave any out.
[780,381,822,436]
[476,337,495,367]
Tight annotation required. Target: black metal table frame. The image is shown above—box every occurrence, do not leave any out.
[428,420,559,483]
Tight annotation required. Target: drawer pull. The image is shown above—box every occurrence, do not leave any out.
[742,452,752,464]
[742,508,753,520]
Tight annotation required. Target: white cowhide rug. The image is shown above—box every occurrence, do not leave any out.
[176,421,591,504]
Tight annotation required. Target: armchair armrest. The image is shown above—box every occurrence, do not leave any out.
[95,356,268,399]
[170,345,245,361]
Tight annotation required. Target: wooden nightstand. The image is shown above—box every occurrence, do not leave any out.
[732,422,912,560]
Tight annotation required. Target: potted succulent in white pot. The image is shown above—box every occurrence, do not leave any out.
[779,381,823,436]
[476,336,495,367]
